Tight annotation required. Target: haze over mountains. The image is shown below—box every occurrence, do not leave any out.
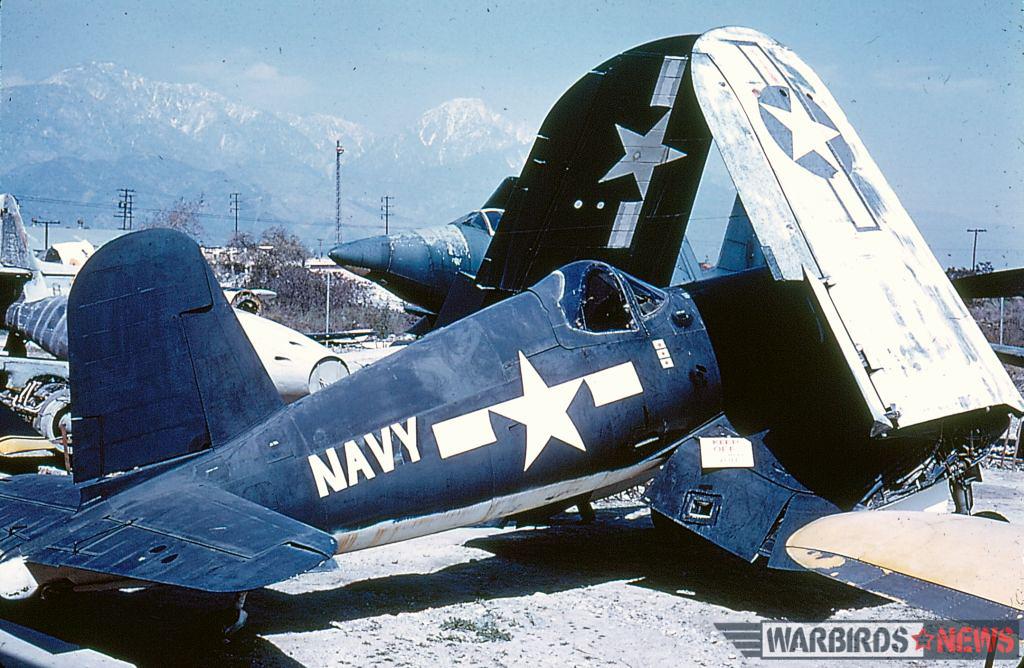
[4,61,968,266]
[1,62,533,245]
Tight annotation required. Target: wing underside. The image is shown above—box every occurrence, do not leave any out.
[690,27,1023,433]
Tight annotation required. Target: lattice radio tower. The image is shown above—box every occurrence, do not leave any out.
[335,141,345,244]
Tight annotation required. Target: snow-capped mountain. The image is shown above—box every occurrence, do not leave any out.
[413,98,532,167]
[0,63,532,244]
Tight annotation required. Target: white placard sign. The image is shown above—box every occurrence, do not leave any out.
[699,437,754,469]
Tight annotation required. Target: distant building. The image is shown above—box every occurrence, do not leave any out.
[24,226,129,257]
[22,227,131,296]
[305,257,347,274]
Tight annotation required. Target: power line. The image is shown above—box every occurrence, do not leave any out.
[380,195,394,235]
[14,195,758,228]
[12,193,388,229]
[18,193,282,224]
[31,218,61,249]
[18,194,388,232]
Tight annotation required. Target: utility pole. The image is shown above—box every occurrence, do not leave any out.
[967,228,987,271]
[335,141,344,244]
[117,188,135,230]
[316,238,324,258]
[380,195,394,234]
[31,218,60,249]
[230,192,240,237]
[1000,297,1005,344]
[325,270,332,335]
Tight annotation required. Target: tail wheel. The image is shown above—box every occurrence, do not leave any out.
[32,383,70,442]
[38,579,73,601]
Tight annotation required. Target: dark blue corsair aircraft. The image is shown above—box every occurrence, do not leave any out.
[2,28,1023,632]
[0,233,723,628]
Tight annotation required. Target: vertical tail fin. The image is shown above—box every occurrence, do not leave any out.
[68,229,283,482]
[0,194,49,306]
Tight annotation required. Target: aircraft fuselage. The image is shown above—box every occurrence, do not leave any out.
[330,212,497,313]
[162,261,722,552]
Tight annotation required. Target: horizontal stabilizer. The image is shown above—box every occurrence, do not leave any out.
[952,268,1024,299]
[18,482,336,593]
[0,475,79,559]
[787,511,1024,620]
[0,435,56,457]
[0,619,133,666]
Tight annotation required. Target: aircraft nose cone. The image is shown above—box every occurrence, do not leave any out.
[329,236,392,272]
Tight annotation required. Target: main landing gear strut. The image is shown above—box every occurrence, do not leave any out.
[223,591,249,638]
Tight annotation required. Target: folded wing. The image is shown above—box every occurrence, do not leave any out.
[690,26,1022,433]
[473,35,711,297]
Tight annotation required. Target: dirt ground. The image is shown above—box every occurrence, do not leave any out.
[0,469,1021,667]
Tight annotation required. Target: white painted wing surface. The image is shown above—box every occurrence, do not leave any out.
[691,26,1023,432]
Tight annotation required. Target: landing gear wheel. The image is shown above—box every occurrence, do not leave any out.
[38,579,72,601]
[948,469,976,515]
[973,510,1009,523]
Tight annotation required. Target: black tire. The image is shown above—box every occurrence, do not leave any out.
[973,510,1009,523]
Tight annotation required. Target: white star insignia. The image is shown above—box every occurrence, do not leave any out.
[492,352,585,471]
[431,355,644,469]
[762,95,840,172]
[599,110,687,200]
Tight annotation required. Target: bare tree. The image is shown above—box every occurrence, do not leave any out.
[206,225,415,336]
[227,231,255,248]
[144,196,205,240]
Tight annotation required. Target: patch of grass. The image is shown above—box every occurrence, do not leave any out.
[438,616,512,643]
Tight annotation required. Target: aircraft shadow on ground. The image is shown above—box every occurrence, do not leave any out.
[240,507,882,636]
[0,506,884,665]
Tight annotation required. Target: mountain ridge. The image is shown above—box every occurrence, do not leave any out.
[1,62,532,244]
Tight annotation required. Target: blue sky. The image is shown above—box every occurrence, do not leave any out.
[2,1,1022,266]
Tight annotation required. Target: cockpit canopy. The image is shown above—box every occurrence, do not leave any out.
[450,209,503,237]
[530,261,667,338]
[577,265,636,332]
